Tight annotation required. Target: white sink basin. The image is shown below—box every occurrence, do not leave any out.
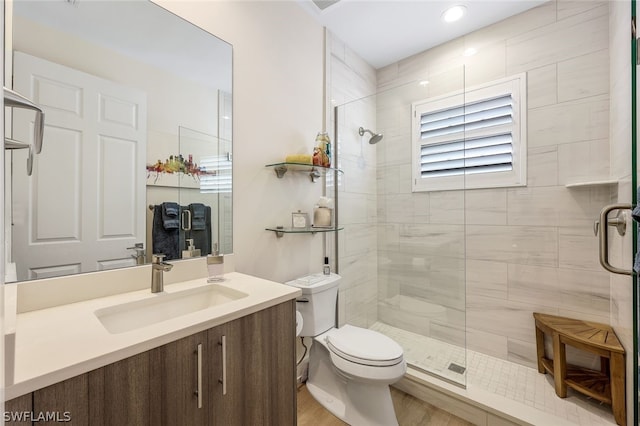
[95,284,248,334]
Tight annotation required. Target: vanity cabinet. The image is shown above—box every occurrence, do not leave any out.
[151,331,209,426]
[89,351,152,425]
[4,301,297,426]
[4,392,33,425]
[209,301,297,425]
[3,372,92,426]
[9,349,152,426]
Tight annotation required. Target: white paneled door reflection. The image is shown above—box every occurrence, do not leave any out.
[11,52,147,281]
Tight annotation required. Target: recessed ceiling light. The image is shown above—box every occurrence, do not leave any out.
[419,80,430,87]
[442,5,466,23]
[463,47,477,57]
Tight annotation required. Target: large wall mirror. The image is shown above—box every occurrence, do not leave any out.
[5,0,233,282]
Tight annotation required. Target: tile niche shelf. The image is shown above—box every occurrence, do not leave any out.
[265,226,343,238]
[565,179,618,188]
[265,162,343,182]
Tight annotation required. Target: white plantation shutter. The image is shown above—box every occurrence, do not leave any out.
[412,74,527,192]
[199,153,232,193]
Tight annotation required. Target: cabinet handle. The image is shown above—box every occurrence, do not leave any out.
[196,343,203,409]
[219,335,227,395]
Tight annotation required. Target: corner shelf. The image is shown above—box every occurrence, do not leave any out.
[265,162,343,182]
[265,226,344,238]
[565,179,618,188]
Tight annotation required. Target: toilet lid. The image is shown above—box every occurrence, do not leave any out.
[326,325,404,367]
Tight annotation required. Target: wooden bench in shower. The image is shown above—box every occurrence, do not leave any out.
[533,312,626,426]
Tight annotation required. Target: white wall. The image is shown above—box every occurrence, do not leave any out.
[157,1,326,283]
[13,16,219,138]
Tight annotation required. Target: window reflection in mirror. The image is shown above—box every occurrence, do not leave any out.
[6,0,232,282]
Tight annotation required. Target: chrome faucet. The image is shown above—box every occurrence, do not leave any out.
[127,243,146,265]
[151,254,173,293]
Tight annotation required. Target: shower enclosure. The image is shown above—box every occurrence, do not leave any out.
[332,64,469,388]
[329,1,635,422]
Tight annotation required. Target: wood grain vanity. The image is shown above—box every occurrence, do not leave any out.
[4,271,299,426]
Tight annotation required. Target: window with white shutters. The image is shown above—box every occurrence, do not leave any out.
[199,152,232,193]
[411,73,527,192]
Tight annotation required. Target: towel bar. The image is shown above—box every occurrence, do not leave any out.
[4,87,46,176]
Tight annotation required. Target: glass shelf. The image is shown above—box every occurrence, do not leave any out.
[265,226,344,238]
[265,162,343,182]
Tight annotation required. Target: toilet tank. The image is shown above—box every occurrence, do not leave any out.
[285,273,341,337]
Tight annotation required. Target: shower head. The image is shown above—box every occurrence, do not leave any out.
[358,127,384,144]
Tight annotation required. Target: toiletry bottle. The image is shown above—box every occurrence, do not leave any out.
[182,238,201,258]
[315,132,331,167]
[207,243,224,282]
[323,256,330,275]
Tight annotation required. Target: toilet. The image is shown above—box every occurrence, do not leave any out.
[286,273,406,426]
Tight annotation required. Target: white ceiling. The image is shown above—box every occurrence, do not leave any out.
[13,0,233,92]
[296,0,547,69]
[14,0,546,90]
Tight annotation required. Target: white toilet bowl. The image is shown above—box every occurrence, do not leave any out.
[285,273,406,425]
[306,324,406,426]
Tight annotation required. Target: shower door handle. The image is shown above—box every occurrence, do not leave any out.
[595,203,633,276]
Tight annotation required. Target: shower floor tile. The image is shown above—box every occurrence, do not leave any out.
[371,322,467,386]
[370,322,616,426]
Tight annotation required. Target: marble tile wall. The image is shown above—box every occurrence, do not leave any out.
[375,0,617,369]
[327,32,378,328]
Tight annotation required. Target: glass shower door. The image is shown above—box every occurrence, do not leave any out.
[633,1,639,422]
[334,63,468,388]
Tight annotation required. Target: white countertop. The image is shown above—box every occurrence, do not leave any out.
[6,272,301,400]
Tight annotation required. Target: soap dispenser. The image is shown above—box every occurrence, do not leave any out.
[182,239,201,258]
[207,243,224,282]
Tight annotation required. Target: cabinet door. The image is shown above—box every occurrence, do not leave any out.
[5,393,33,426]
[88,350,151,426]
[243,301,296,425]
[33,373,89,425]
[209,301,297,426]
[151,330,208,426]
[209,317,242,426]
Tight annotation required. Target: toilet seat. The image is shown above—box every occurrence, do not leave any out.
[326,325,404,367]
